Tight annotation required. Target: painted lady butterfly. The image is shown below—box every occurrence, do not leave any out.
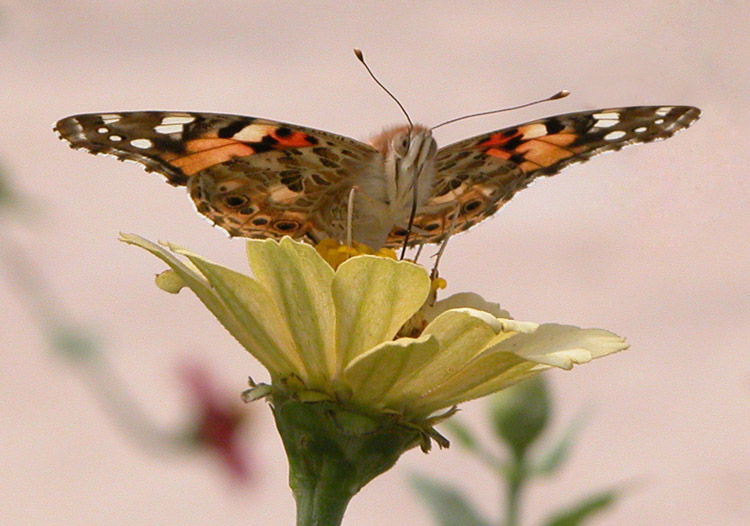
[56,105,699,248]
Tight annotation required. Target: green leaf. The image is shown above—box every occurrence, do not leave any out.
[48,325,100,362]
[0,167,24,214]
[409,474,491,526]
[534,409,589,476]
[541,489,619,526]
[443,419,479,451]
[489,375,550,459]
[0,169,11,208]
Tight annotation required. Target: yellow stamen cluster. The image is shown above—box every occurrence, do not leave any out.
[315,239,450,295]
[315,238,397,270]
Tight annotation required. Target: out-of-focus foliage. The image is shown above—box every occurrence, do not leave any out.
[410,475,491,526]
[412,376,622,526]
[490,376,549,459]
[541,489,620,526]
[0,167,255,486]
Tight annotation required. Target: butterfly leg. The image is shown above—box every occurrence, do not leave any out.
[346,186,358,248]
[429,205,460,282]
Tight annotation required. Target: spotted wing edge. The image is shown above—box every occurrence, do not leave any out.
[54,111,378,186]
[386,105,701,247]
[438,105,701,179]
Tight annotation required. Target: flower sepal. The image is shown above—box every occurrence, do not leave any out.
[404,405,457,452]
[240,377,274,403]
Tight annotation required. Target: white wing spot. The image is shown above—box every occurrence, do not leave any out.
[634,126,648,133]
[268,183,302,204]
[654,118,665,125]
[604,130,627,141]
[109,135,123,142]
[97,127,108,134]
[233,124,276,142]
[130,138,153,149]
[161,115,195,125]
[593,112,619,120]
[594,119,619,128]
[519,123,548,139]
[155,123,185,135]
[101,114,121,124]
[656,107,674,116]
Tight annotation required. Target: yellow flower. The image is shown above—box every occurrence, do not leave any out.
[120,234,627,422]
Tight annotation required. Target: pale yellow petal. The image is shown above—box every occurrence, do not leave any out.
[423,292,511,322]
[245,237,336,388]
[390,309,503,406]
[494,324,628,369]
[154,269,185,294]
[172,248,306,378]
[344,334,439,408]
[409,360,536,417]
[407,324,627,417]
[332,255,430,368]
[120,234,303,378]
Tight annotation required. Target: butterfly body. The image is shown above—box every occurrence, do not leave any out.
[56,105,699,248]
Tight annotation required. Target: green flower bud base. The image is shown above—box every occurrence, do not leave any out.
[271,391,423,526]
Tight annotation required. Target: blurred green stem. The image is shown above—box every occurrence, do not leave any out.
[0,230,178,451]
[504,455,525,526]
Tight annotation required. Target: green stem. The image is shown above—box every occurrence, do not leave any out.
[292,455,356,526]
[503,455,525,526]
[271,391,423,526]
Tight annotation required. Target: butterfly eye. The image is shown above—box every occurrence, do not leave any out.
[392,132,410,157]
[426,138,438,159]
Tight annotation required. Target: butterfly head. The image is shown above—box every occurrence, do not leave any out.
[371,124,438,213]
[390,126,437,164]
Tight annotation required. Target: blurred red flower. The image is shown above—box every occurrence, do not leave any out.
[181,363,252,485]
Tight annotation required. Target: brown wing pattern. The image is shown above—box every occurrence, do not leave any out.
[55,111,380,241]
[384,105,700,246]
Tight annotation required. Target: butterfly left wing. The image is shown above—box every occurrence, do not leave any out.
[55,111,380,241]
[388,105,700,246]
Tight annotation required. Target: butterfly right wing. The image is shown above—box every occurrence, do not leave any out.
[56,111,381,241]
[387,105,700,246]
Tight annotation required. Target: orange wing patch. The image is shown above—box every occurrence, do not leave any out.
[169,125,320,176]
[479,123,579,168]
[167,139,257,175]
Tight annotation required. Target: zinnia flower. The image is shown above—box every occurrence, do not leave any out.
[120,234,627,525]
[121,234,625,426]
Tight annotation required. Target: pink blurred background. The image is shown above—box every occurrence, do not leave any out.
[1,2,748,524]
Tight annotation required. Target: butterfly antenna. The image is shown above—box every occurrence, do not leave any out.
[354,48,414,129]
[431,90,570,131]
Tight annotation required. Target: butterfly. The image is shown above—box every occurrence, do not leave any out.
[55,105,700,249]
